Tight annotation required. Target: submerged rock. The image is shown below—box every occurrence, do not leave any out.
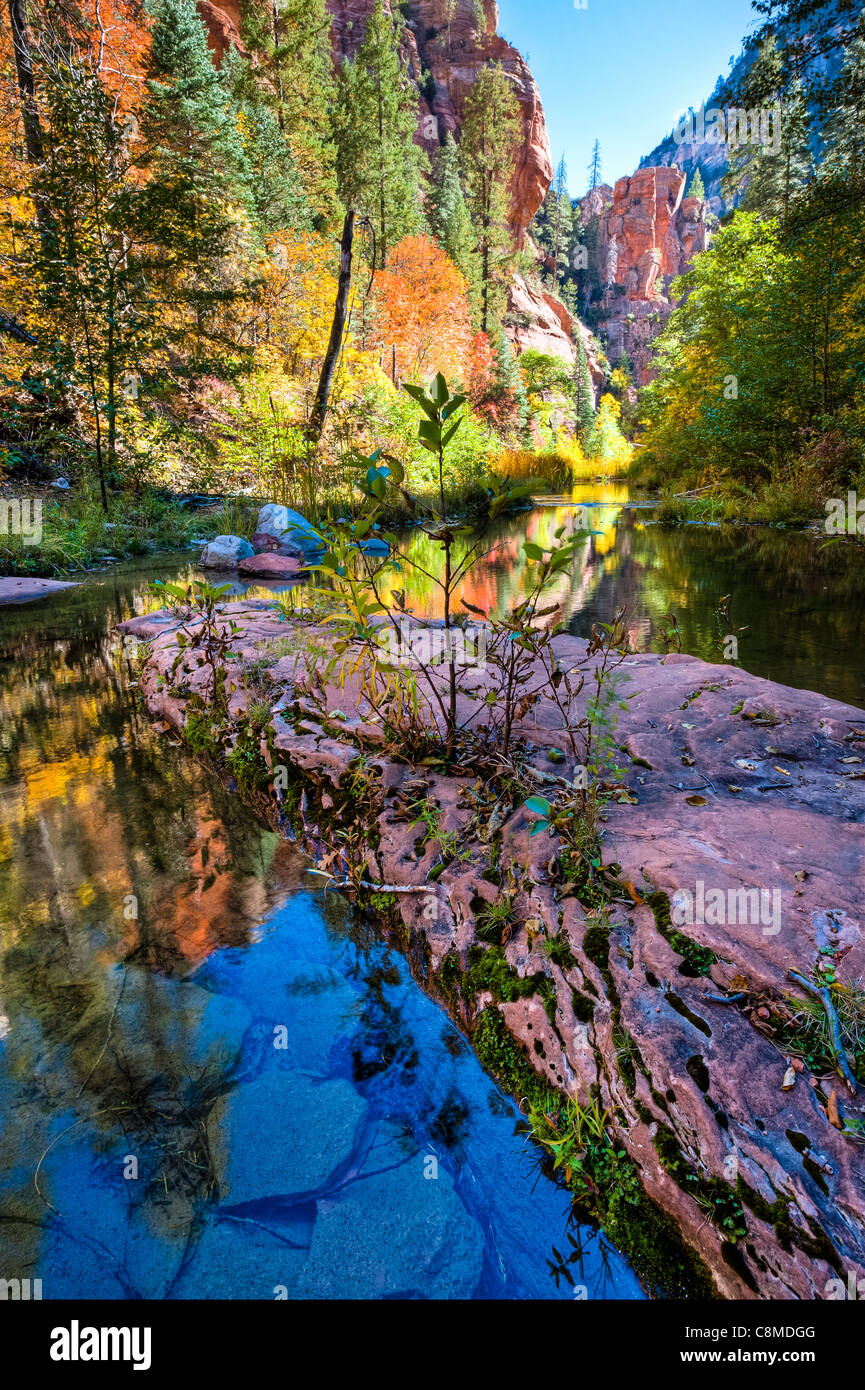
[297,1131,484,1299]
[208,1070,368,1207]
[173,1216,308,1300]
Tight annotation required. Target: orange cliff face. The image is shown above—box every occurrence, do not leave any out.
[195,0,552,246]
[581,167,709,384]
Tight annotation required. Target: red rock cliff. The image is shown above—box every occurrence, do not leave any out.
[581,167,708,384]
[196,0,552,245]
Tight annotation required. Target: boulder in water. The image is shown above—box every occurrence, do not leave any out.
[238,553,304,580]
[255,504,323,563]
[200,535,254,569]
[255,503,390,561]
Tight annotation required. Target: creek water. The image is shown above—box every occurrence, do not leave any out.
[381,485,865,709]
[1,484,861,1300]
[0,556,640,1300]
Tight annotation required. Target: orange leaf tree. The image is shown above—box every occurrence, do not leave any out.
[370,234,471,386]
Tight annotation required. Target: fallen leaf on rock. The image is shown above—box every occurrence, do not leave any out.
[827,1091,842,1129]
[841,757,861,764]
[773,766,790,777]
[728,784,742,793]
[794,870,808,881]
[681,754,695,766]
[782,1065,796,1091]
[622,880,645,905]
[685,794,707,806]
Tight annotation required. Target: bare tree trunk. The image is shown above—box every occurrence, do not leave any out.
[310,209,355,441]
[7,0,42,166]
[7,0,55,253]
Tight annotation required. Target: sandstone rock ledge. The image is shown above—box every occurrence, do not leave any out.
[119,601,865,1300]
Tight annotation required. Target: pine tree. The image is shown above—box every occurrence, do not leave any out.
[686,166,706,201]
[489,321,528,434]
[428,132,480,303]
[587,138,602,191]
[222,49,310,235]
[139,0,255,365]
[573,335,594,441]
[536,154,573,290]
[460,63,522,334]
[242,0,339,225]
[333,0,427,267]
[820,20,865,190]
[723,38,811,218]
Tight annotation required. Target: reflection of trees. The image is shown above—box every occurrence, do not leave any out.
[380,487,630,623]
[0,561,303,1289]
[378,494,864,705]
[569,517,865,707]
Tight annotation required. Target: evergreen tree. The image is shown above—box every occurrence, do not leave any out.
[222,48,310,235]
[686,166,706,201]
[460,63,521,334]
[333,0,427,267]
[820,18,865,190]
[428,132,480,304]
[723,38,812,217]
[535,154,573,290]
[490,321,528,434]
[242,0,339,225]
[573,336,595,441]
[139,0,255,366]
[587,138,602,191]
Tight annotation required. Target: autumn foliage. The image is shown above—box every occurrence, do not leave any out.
[370,234,472,383]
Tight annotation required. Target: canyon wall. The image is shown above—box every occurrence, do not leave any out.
[581,167,708,384]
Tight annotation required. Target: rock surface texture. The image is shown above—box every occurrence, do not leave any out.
[199,535,255,569]
[119,602,865,1301]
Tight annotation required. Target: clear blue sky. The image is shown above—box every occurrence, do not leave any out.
[496,0,760,194]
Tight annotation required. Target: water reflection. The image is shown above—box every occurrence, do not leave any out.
[366,486,865,709]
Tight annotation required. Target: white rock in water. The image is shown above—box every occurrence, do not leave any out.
[255,503,388,559]
[200,534,255,569]
[255,503,323,560]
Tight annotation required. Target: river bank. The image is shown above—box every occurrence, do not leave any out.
[120,595,865,1299]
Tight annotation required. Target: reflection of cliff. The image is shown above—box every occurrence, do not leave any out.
[385,488,631,622]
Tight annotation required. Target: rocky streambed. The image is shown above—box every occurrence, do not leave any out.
[120,598,865,1299]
